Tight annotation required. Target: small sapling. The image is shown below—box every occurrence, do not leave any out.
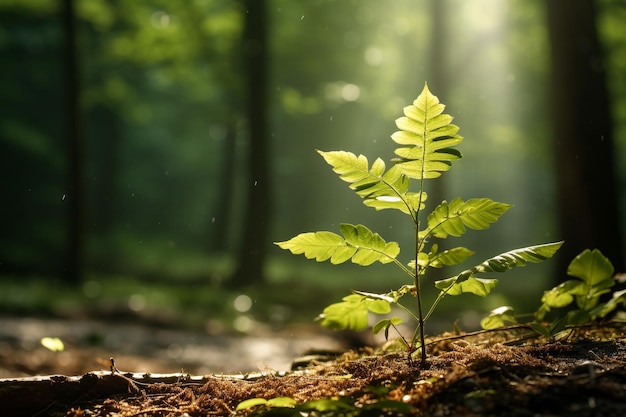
[276,83,562,366]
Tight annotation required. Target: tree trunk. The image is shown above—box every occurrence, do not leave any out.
[91,105,118,235]
[62,0,85,285]
[230,0,271,286]
[209,125,238,252]
[546,0,624,277]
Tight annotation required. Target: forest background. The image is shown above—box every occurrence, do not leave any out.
[0,0,624,333]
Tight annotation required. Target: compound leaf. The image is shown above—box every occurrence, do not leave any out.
[318,294,391,331]
[275,231,356,264]
[429,246,474,268]
[391,83,463,180]
[339,223,400,265]
[435,242,563,296]
[275,224,399,266]
[435,276,498,296]
[424,198,512,239]
[468,241,564,274]
[318,150,424,214]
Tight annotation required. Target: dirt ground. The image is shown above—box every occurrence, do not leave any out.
[2,321,626,416]
[0,315,346,377]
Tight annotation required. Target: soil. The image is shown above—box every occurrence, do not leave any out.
[2,321,626,416]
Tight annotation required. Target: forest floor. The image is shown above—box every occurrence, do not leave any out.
[2,317,626,416]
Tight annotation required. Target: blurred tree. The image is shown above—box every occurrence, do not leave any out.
[427,0,449,218]
[62,0,86,285]
[230,0,270,286]
[547,0,624,275]
[2,0,623,291]
[182,1,244,255]
[0,1,67,276]
[79,0,245,273]
[424,0,449,283]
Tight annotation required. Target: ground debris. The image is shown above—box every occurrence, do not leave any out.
[3,330,626,416]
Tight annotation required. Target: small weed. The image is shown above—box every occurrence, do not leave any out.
[483,248,626,339]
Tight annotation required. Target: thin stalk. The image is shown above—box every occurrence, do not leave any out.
[423,283,455,324]
[394,299,421,325]
[412,136,428,366]
[414,229,427,366]
[391,257,417,278]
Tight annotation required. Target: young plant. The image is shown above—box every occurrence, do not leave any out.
[276,83,562,366]
[482,248,626,339]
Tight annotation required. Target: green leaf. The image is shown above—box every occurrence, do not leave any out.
[429,247,474,268]
[317,294,391,331]
[574,280,614,310]
[535,249,617,321]
[567,309,591,326]
[318,150,424,214]
[589,289,626,319]
[529,322,552,339]
[41,337,65,352]
[480,306,517,330]
[567,249,615,287]
[352,290,397,303]
[275,224,399,266]
[373,317,403,340]
[540,280,581,308]
[275,231,355,263]
[468,241,564,274]
[530,318,568,339]
[236,397,297,412]
[266,397,297,408]
[435,276,498,296]
[390,83,463,180]
[550,316,569,335]
[424,198,512,239]
[435,242,563,297]
[339,224,400,265]
[300,398,355,413]
[363,400,413,413]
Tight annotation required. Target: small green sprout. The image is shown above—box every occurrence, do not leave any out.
[41,337,65,352]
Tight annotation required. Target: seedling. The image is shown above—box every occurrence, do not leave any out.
[482,248,626,339]
[276,83,562,366]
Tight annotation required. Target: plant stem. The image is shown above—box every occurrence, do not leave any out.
[414,228,427,367]
[413,145,428,366]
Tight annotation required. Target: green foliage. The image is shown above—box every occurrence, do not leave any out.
[480,305,517,329]
[317,294,391,331]
[276,83,561,365]
[390,87,463,179]
[482,248,625,339]
[236,397,297,412]
[236,394,412,417]
[536,249,624,328]
[40,337,65,352]
[423,198,512,239]
[435,242,563,296]
[276,224,400,266]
